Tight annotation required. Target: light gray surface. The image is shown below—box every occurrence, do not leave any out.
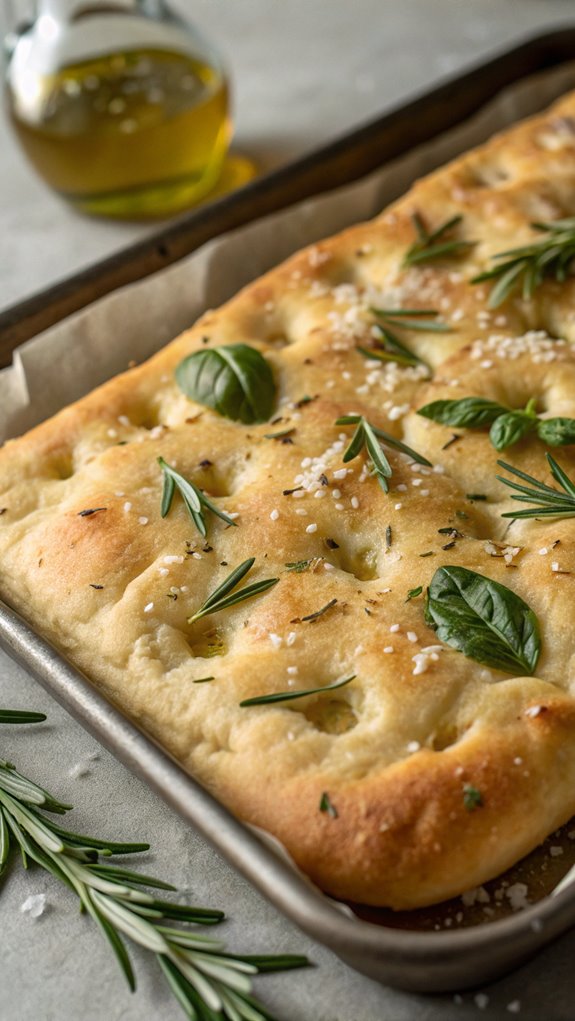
[2,2,575,1019]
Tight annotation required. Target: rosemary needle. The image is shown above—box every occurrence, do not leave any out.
[240,674,356,708]
[403,213,475,267]
[0,710,46,725]
[336,415,431,493]
[497,454,575,519]
[158,457,237,538]
[471,217,575,307]
[188,558,279,624]
[0,711,309,1020]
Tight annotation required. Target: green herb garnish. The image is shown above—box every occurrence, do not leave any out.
[406,586,423,602]
[284,559,319,573]
[404,213,474,267]
[472,218,575,307]
[463,784,483,812]
[176,343,276,424]
[0,713,308,1019]
[336,415,431,493]
[359,306,450,371]
[497,454,575,519]
[417,396,575,452]
[192,676,215,684]
[188,558,278,625]
[158,457,236,539]
[0,709,46,725]
[425,565,540,674]
[299,598,338,622]
[240,674,355,708]
[319,793,338,819]
[370,308,452,333]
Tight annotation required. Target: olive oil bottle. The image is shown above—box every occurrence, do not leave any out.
[5,2,231,218]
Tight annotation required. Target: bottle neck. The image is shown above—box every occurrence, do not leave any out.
[37,1,165,21]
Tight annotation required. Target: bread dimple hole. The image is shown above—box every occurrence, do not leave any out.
[187,624,227,659]
[46,454,75,480]
[264,333,290,350]
[329,543,379,581]
[293,696,358,735]
[190,460,236,498]
[468,160,511,188]
[431,725,460,752]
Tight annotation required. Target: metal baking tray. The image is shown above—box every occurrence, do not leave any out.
[2,27,575,993]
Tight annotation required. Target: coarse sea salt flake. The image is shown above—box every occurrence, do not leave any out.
[21,894,47,919]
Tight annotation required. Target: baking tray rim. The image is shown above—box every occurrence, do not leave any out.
[3,26,575,993]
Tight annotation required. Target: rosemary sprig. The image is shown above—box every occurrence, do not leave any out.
[360,306,449,371]
[0,714,309,1019]
[240,674,355,708]
[188,558,279,625]
[403,213,474,267]
[496,454,575,519]
[0,710,46,725]
[158,457,237,539]
[471,218,575,307]
[336,415,431,493]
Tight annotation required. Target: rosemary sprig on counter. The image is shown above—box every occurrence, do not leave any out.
[497,454,575,519]
[158,457,237,539]
[336,415,431,492]
[0,713,309,1020]
[0,709,46,725]
[403,213,474,267]
[240,674,356,708]
[471,217,575,307]
[188,558,279,625]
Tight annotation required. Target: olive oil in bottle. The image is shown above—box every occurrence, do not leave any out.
[5,3,231,218]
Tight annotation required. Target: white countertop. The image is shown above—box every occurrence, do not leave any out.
[1,2,575,1019]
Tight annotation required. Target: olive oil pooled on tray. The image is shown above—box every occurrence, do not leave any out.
[8,47,230,218]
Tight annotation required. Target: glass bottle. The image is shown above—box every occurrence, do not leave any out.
[3,0,232,218]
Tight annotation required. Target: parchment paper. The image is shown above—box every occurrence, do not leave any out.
[3,61,575,441]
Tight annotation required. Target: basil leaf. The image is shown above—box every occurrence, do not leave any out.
[537,417,575,446]
[417,397,507,428]
[489,411,536,451]
[175,343,276,424]
[425,565,541,675]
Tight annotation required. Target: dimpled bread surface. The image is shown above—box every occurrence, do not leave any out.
[2,92,575,909]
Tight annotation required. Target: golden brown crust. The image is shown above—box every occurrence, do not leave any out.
[2,92,575,908]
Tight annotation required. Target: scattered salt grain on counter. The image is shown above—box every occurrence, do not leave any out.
[550,846,564,857]
[21,894,47,919]
[507,1002,521,1015]
[69,760,93,779]
[474,993,489,1010]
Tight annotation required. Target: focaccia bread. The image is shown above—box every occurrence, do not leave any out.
[2,91,575,910]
